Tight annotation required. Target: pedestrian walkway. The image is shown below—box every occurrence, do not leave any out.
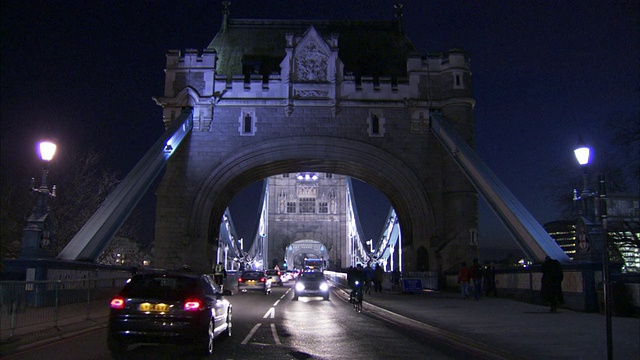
[2,286,638,359]
[349,288,639,360]
[0,301,109,355]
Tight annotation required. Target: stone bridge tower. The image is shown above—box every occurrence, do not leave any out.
[267,173,349,271]
[152,6,477,274]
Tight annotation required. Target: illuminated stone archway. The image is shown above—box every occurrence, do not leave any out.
[285,239,329,270]
[153,17,477,274]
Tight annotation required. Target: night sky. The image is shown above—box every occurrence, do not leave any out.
[2,1,638,251]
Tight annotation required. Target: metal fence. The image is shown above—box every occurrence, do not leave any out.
[0,277,129,339]
[324,271,440,291]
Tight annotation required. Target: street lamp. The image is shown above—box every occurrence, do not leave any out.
[21,141,57,258]
[573,139,612,360]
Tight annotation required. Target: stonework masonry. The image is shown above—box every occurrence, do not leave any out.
[153,18,477,273]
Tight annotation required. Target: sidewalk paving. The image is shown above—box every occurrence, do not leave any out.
[2,287,638,359]
[0,306,109,355]
[356,289,639,360]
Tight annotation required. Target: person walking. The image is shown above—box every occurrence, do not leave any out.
[484,261,497,297]
[213,262,227,290]
[541,256,564,312]
[374,263,384,293]
[363,264,374,294]
[458,262,472,299]
[471,258,484,300]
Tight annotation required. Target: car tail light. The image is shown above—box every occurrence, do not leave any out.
[260,277,266,283]
[238,277,244,283]
[110,296,125,309]
[184,299,203,311]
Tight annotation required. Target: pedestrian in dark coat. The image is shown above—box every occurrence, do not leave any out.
[541,256,564,312]
[484,262,497,297]
[374,263,384,293]
[471,258,484,300]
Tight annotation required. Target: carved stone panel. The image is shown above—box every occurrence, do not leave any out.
[294,41,328,82]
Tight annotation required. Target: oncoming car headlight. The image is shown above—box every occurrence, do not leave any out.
[295,283,305,291]
[319,282,329,291]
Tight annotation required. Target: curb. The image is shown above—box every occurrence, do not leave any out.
[331,284,522,360]
[0,317,108,357]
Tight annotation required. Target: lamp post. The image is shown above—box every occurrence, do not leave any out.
[21,141,57,258]
[573,140,612,360]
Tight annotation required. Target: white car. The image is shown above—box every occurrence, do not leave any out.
[265,269,283,286]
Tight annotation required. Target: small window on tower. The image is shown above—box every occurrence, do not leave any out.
[368,110,385,137]
[372,115,380,134]
[238,109,256,136]
[243,114,252,133]
[453,72,464,89]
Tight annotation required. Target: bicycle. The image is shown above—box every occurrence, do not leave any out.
[349,280,363,313]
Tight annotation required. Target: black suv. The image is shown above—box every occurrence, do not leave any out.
[107,271,232,356]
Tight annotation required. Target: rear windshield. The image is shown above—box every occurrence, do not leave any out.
[120,275,199,300]
[241,271,264,279]
[265,270,279,275]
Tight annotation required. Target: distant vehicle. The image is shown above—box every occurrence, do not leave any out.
[304,258,325,272]
[282,270,297,282]
[293,271,330,301]
[265,269,283,286]
[237,270,271,294]
[107,271,232,357]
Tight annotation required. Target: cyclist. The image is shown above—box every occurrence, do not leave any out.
[349,264,364,307]
[352,280,364,312]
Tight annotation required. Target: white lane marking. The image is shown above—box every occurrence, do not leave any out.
[273,299,280,307]
[242,323,261,344]
[263,307,275,318]
[270,323,282,345]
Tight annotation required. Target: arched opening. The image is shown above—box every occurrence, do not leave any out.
[154,136,442,272]
[285,240,328,271]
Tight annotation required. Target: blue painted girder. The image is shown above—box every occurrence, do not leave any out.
[57,110,194,261]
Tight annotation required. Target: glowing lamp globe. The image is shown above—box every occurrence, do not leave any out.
[39,141,57,162]
[574,146,590,166]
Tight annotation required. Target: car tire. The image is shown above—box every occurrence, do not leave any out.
[323,295,330,301]
[107,335,127,355]
[293,294,298,301]
[196,318,214,356]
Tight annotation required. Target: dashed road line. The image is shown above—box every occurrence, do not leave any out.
[263,307,275,318]
[241,323,262,345]
[270,323,282,345]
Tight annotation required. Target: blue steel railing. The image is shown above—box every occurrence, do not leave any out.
[0,277,128,339]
